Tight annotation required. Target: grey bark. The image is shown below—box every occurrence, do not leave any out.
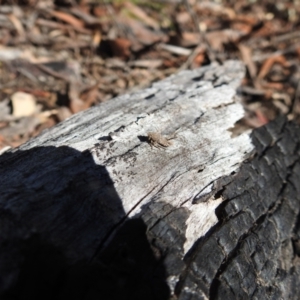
[0,61,299,300]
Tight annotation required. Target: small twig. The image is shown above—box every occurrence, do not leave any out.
[36,64,70,81]
[252,44,300,62]
[178,46,204,71]
[183,0,216,65]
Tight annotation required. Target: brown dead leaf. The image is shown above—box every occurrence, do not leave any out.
[176,12,191,24]
[36,18,91,34]
[193,51,206,67]
[69,6,104,26]
[233,15,260,27]
[56,107,73,122]
[50,10,85,29]
[19,89,57,108]
[118,16,165,51]
[180,32,200,47]
[258,55,289,79]
[93,5,107,17]
[116,78,127,90]
[69,97,85,114]
[231,22,252,36]
[196,2,236,19]
[251,20,277,39]
[8,14,25,37]
[206,29,244,51]
[80,84,100,106]
[109,38,131,59]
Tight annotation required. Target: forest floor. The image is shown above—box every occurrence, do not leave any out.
[1,0,300,150]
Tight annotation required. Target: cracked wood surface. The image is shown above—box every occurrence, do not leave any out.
[2,61,299,299]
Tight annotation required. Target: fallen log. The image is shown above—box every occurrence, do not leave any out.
[1,60,299,300]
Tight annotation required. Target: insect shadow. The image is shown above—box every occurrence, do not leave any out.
[137,135,148,143]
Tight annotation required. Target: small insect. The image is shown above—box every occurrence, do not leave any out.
[147,132,174,149]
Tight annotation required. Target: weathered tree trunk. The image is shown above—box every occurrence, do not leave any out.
[1,60,299,300]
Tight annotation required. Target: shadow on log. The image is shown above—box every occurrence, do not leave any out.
[0,146,169,300]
